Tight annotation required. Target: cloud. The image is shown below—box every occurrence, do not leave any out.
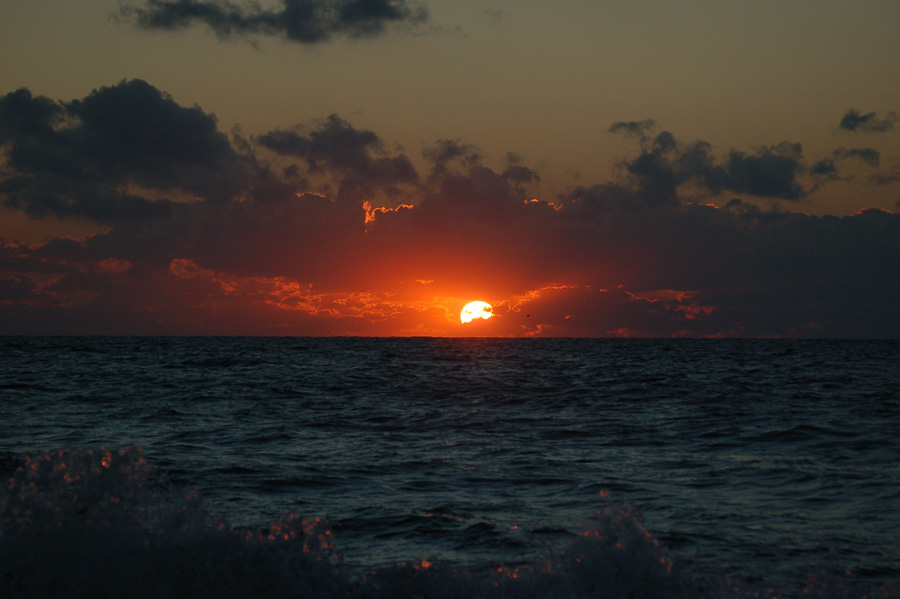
[257,114,418,203]
[6,192,898,337]
[872,166,900,186]
[119,0,430,44]
[707,142,806,199]
[423,138,482,168]
[810,158,838,178]
[806,147,884,187]
[501,153,541,188]
[608,119,657,142]
[833,147,880,167]
[2,83,900,337]
[258,114,381,170]
[838,109,897,133]
[67,80,246,198]
[609,126,807,201]
[807,147,885,187]
[0,80,255,221]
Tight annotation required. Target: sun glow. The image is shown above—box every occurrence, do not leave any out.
[460,301,493,324]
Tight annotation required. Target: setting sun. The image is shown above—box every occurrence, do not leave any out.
[460,301,493,324]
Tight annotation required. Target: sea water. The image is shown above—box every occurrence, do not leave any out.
[1,337,898,598]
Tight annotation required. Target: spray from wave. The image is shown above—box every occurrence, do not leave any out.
[1,448,892,599]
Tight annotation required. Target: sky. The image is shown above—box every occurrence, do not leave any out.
[1,0,899,337]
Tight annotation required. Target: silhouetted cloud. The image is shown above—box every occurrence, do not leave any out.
[872,166,900,186]
[257,115,418,202]
[0,80,254,221]
[810,158,838,179]
[608,119,657,142]
[119,0,429,44]
[68,79,251,201]
[0,88,64,141]
[259,115,381,172]
[838,109,897,132]
[423,138,482,169]
[708,142,806,199]
[2,83,900,337]
[806,147,883,186]
[833,147,880,167]
[610,126,807,201]
[501,153,541,188]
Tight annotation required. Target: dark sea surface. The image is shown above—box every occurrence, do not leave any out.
[1,337,898,598]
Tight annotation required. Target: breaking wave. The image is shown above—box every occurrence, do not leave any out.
[1,448,894,599]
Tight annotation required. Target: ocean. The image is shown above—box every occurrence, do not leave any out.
[1,337,898,598]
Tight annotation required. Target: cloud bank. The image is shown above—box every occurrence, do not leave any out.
[119,0,430,44]
[2,81,899,337]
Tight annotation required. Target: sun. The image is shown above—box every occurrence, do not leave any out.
[460,301,493,324]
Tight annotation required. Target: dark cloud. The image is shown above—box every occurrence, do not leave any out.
[501,153,540,188]
[119,0,429,44]
[872,166,900,186]
[810,158,838,180]
[0,88,65,141]
[709,142,806,200]
[423,138,482,169]
[833,147,880,167]
[610,126,807,201]
[2,85,900,337]
[0,80,256,221]
[805,147,883,186]
[257,115,418,203]
[0,81,425,222]
[258,115,382,173]
[69,80,250,201]
[6,177,898,337]
[557,183,642,214]
[838,109,897,133]
[608,119,657,142]
[619,131,683,204]
[0,176,173,222]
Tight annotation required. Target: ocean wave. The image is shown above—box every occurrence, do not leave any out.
[1,448,894,599]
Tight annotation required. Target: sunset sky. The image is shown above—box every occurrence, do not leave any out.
[1,0,899,337]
